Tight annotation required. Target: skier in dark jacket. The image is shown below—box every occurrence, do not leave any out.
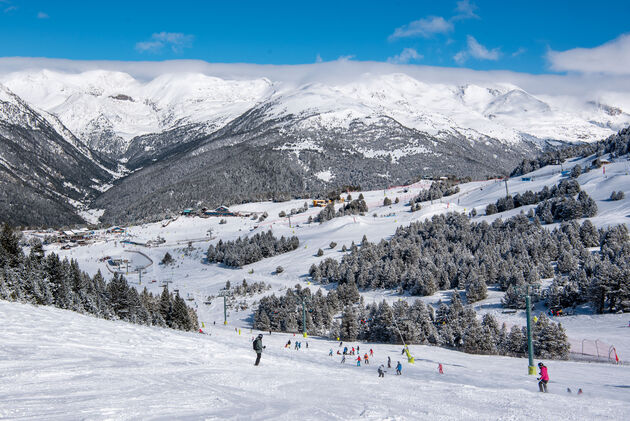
[387,356,391,368]
[253,334,265,366]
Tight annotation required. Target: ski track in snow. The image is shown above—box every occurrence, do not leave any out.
[1,301,629,420]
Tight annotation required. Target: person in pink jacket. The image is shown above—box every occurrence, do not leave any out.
[538,362,549,393]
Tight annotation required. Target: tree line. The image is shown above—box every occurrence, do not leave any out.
[315,198,368,223]
[0,224,198,331]
[206,230,299,268]
[511,126,630,176]
[309,212,629,313]
[485,178,598,223]
[410,180,460,205]
[254,285,569,359]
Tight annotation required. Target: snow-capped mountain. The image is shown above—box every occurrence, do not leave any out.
[0,84,116,226]
[1,65,630,226]
[2,70,629,159]
[0,70,273,158]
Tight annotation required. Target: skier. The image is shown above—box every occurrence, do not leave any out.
[387,356,391,368]
[329,349,333,357]
[286,339,291,348]
[401,347,406,355]
[339,341,343,347]
[341,355,346,364]
[253,334,265,366]
[396,361,402,375]
[295,342,299,350]
[378,364,385,378]
[578,388,583,395]
[369,349,373,357]
[306,342,309,349]
[356,356,361,366]
[537,362,549,393]
[438,363,443,374]
[351,347,355,355]
[357,345,360,353]
[364,353,369,364]
[343,346,348,355]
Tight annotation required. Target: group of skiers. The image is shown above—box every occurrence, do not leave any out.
[252,333,561,394]
[284,339,307,350]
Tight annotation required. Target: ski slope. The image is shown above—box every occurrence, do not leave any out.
[1,300,629,420]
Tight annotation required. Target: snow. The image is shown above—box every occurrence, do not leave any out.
[2,300,629,420]
[314,170,333,182]
[34,151,630,360]
[2,69,629,156]
[8,149,630,418]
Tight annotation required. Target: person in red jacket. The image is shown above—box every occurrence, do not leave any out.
[356,355,361,366]
[538,362,549,392]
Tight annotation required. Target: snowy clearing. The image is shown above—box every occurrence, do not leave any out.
[1,301,629,420]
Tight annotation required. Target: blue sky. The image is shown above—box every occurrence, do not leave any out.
[1,0,630,74]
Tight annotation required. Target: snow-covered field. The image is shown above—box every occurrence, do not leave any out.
[9,151,630,419]
[1,301,629,420]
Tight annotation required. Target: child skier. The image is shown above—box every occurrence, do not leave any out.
[329,349,333,357]
[396,361,402,375]
[387,356,391,368]
[356,356,361,366]
[341,355,346,364]
[369,349,373,357]
[364,353,369,364]
[378,364,385,378]
[537,362,549,393]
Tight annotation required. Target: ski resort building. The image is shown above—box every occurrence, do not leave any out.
[204,206,240,217]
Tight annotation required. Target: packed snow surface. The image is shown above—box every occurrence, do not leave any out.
[1,301,629,420]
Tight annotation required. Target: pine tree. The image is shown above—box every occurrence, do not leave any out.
[465,278,488,303]
[341,306,359,340]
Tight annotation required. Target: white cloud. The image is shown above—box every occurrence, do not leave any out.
[2,57,630,102]
[387,48,423,64]
[3,5,17,13]
[547,33,630,75]
[389,16,453,40]
[512,47,527,57]
[453,51,467,65]
[135,32,194,54]
[337,55,356,62]
[454,35,500,64]
[37,11,48,19]
[453,0,479,21]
